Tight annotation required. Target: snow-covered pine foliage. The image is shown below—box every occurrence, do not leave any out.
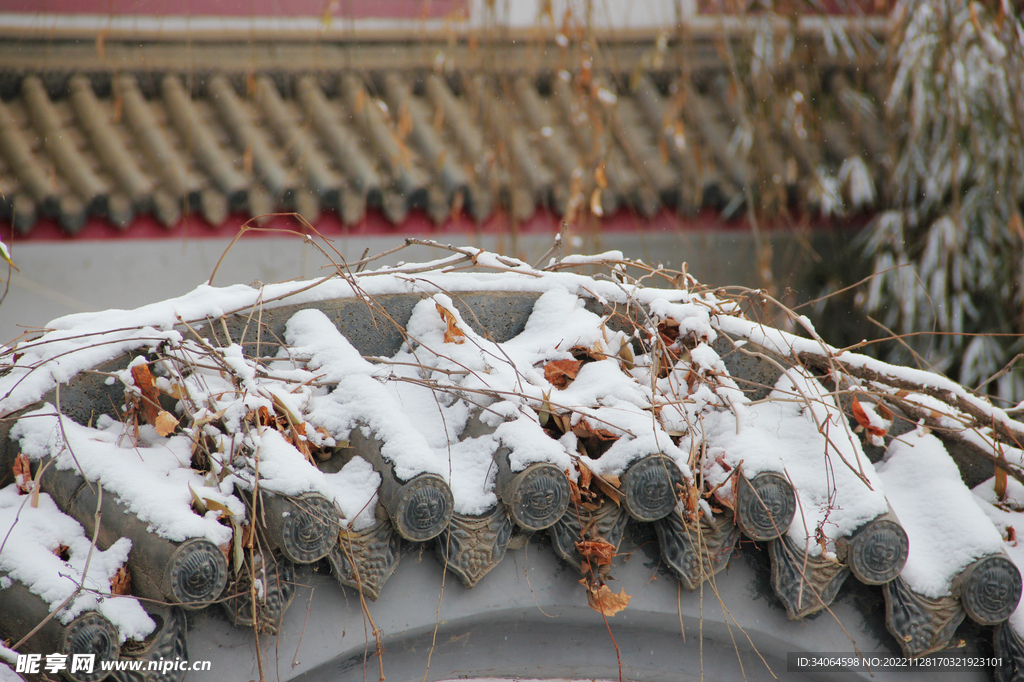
[862,0,1024,402]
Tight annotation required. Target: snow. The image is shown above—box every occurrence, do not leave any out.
[557,251,624,266]
[0,260,697,418]
[878,428,1005,598]
[323,456,381,531]
[0,486,154,643]
[702,370,888,553]
[2,245,1023,647]
[287,307,449,482]
[11,408,241,545]
[712,310,1024,472]
[0,663,18,682]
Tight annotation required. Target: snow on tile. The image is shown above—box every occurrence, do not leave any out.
[878,428,1005,598]
[11,407,240,545]
[286,307,448,483]
[3,245,1021,631]
[702,368,888,553]
[0,485,154,643]
[973,476,1024,631]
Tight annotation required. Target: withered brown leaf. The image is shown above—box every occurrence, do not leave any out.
[203,498,234,519]
[576,460,594,490]
[996,465,1009,501]
[567,474,583,506]
[569,345,606,363]
[851,396,887,438]
[435,303,466,344]
[586,584,631,617]
[130,364,161,426]
[12,453,32,495]
[593,475,621,506]
[110,566,132,596]
[290,422,314,463]
[154,410,179,437]
[576,538,616,568]
[572,418,617,441]
[544,359,582,389]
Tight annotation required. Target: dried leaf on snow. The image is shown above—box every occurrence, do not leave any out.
[435,303,466,344]
[617,343,635,370]
[12,453,32,494]
[203,498,235,519]
[996,465,1008,501]
[572,418,617,442]
[289,422,314,463]
[131,363,161,425]
[576,458,620,505]
[544,359,581,389]
[154,410,179,437]
[110,566,132,595]
[188,484,208,516]
[569,345,607,363]
[852,396,887,438]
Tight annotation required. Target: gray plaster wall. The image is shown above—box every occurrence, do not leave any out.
[1,229,850,344]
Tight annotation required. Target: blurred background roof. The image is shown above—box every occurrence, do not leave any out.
[0,0,892,341]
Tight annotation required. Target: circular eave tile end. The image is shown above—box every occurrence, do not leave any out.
[621,454,683,523]
[507,463,570,531]
[962,555,1023,626]
[61,611,120,682]
[735,472,796,542]
[168,539,230,609]
[848,519,910,585]
[279,493,340,564]
[393,474,454,542]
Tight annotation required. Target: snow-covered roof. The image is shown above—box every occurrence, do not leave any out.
[1,244,1022,676]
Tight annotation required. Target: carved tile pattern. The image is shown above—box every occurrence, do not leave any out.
[735,473,795,542]
[279,493,339,563]
[994,623,1024,682]
[505,463,570,531]
[654,511,737,591]
[434,506,513,588]
[62,612,119,682]
[168,539,229,607]
[110,607,188,682]
[961,555,1022,625]
[883,576,965,659]
[392,475,453,541]
[221,553,296,634]
[845,518,909,585]
[769,535,850,620]
[622,455,683,522]
[548,501,629,571]
[329,520,402,601]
